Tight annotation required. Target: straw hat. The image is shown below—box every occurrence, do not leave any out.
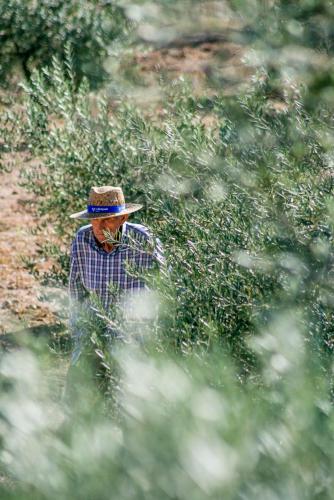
[70,186,143,220]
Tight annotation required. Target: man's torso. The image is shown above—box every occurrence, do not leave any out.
[71,222,157,309]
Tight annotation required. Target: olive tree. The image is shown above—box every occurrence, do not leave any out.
[0,0,127,88]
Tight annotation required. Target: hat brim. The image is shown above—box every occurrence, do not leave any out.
[70,203,143,220]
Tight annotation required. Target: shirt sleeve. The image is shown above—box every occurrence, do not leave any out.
[68,239,88,349]
[69,240,86,302]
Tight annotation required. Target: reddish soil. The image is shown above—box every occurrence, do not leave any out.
[125,41,252,94]
[0,153,60,335]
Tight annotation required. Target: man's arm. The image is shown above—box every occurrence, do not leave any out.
[68,240,88,364]
[69,244,86,301]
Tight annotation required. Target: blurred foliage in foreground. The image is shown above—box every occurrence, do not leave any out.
[0,326,333,499]
[121,0,334,110]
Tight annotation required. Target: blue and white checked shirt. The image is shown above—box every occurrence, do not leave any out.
[68,222,164,361]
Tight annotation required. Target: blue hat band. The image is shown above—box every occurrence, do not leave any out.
[87,204,125,214]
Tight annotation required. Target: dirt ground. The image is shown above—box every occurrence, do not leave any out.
[132,41,250,92]
[0,153,63,337]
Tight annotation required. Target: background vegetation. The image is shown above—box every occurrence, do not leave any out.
[0,0,127,88]
[1,0,334,498]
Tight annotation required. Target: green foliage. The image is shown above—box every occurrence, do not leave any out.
[15,55,334,371]
[0,0,127,88]
[0,330,333,499]
[2,1,334,497]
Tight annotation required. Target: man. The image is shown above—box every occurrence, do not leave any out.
[68,185,164,365]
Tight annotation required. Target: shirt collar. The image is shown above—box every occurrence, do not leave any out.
[89,222,127,254]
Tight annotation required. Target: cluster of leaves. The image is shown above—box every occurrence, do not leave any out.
[0,0,127,88]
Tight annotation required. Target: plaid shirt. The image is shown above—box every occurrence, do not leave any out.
[68,222,164,361]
